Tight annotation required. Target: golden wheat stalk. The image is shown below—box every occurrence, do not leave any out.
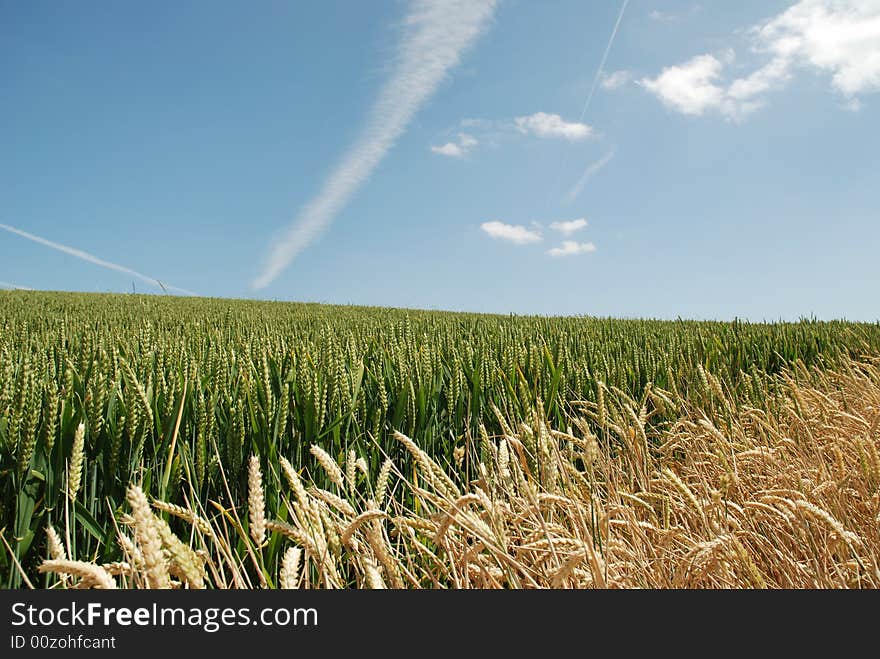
[39,560,116,589]
[126,485,171,589]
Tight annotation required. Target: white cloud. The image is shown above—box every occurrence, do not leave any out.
[640,52,791,120]
[547,240,597,257]
[252,0,499,289]
[640,54,727,116]
[481,218,600,256]
[565,148,616,202]
[549,218,588,235]
[726,56,791,101]
[480,221,543,244]
[601,69,633,90]
[0,223,196,295]
[431,132,477,157]
[753,0,880,98]
[514,112,593,141]
[641,1,880,120]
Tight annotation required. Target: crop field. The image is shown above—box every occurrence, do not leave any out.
[1,291,879,588]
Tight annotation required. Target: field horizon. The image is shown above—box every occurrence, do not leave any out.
[2,289,877,325]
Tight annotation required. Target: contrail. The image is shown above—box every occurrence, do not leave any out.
[576,0,629,125]
[0,280,34,290]
[551,0,628,203]
[252,0,499,290]
[566,147,617,202]
[0,223,197,296]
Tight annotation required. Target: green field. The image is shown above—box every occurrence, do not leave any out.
[2,291,879,586]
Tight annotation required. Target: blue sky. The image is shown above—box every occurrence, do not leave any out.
[2,0,879,320]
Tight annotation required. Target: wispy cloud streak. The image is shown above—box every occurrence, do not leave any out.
[0,223,196,296]
[566,147,616,202]
[253,0,499,289]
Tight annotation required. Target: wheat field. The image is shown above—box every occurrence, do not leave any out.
[1,291,879,588]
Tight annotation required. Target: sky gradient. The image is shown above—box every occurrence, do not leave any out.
[2,1,879,320]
